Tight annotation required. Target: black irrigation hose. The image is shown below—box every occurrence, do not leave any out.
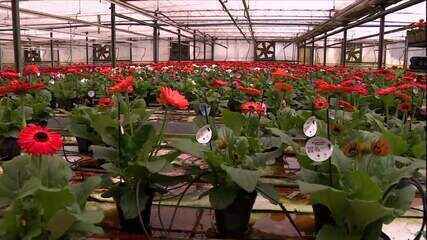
[382,177,426,240]
[167,172,207,235]
[255,186,304,240]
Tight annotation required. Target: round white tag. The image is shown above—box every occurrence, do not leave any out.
[196,125,212,144]
[305,137,333,162]
[303,116,317,138]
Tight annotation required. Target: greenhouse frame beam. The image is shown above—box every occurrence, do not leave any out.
[302,0,425,45]
[105,0,224,48]
[323,34,327,66]
[218,0,251,43]
[153,12,159,63]
[11,0,23,73]
[85,32,89,64]
[50,32,54,68]
[0,3,152,38]
[242,0,256,41]
[377,5,386,69]
[323,25,411,48]
[340,28,347,66]
[111,3,117,68]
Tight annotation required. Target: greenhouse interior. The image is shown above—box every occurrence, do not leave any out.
[0,0,426,239]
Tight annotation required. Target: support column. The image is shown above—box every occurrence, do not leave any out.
[323,33,327,66]
[311,38,315,65]
[11,0,23,73]
[340,28,347,66]
[296,43,300,63]
[193,30,196,60]
[377,8,386,69]
[153,12,159,63]
[203,37,206,61]
[302,41,306,64]
[85,32,89,64]
[110,3,117,68]
[50,32,54,68]
[178,29,181,61]
[403,36,408,69]
[129,41,133,63]
[211,39,215,61]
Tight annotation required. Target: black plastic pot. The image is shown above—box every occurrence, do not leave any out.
[76,137,92,155]
[227,99,242,112]
[215,189,257,238]
[0,137,20,161]
[115,188,155,234]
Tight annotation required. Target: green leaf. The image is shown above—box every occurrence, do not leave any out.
[222,110,244,135]
[221,164,259,192]
[411,141,426,159]
[256,182,279,205]
[311,187,349,224]
[46,209,76,240]
[209,186,237,209]
[147,151,178,172]
[298,181,331,194]
[382,131,408,155]
[341,171,382,201]
[316,225,348,240]
[347,199,394,232]
[383,185,415,222]
[71,176,102,210]
[169,138,207,158]
[34,187,75,220]
[331,145,352,174]
[91,145,118,162]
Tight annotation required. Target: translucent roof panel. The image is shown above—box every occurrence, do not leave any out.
[0,0,424,43]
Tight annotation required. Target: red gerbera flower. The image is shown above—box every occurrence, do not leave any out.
[157,87,189,110]
[377,86,397,96]
[24,64,40,76]
[238,86,263,96]
[210,79,228,88]
[18,124,63,156]
[98,97,114,107]
[241,102,267,116]
[4,80,45,94]
[274,81,293,93]
[272,68,286,79]
[313,96,329,110]
[398,102,411,112]
[108,76,134,93]
[0,70,19,79]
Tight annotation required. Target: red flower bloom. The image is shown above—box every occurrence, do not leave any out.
[157,87,189,110]
[4,80,45,94]
[338,100,356,112]
[18,124,63,156]
[240,102,267,116]
[24,64,40,76]
[274,81,293,93]
[272,68,286,79]
[210,79,228,88]
[398,102,411,112]
[98,97,114,107]
[108,76,134,93]
[238,86,263,96]
[377,86,397,96]
[315,79,337,93]
[313,96,329,110]
[0,70,19,79]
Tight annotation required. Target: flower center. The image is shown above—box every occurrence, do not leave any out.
[34,132,49,142]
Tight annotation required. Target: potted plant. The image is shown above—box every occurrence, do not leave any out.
[87,81,188,235]
[297,128,424,239]
[0,79,47,161]
[172,107,281,238]
[0,124,104,239]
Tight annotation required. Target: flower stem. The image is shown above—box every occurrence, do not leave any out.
[20,96,26,127]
